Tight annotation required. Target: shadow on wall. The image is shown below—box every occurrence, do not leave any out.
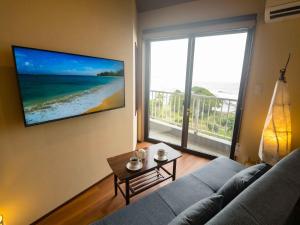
[0,66,24,130]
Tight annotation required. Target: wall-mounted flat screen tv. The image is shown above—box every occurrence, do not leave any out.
[12,46,125,126]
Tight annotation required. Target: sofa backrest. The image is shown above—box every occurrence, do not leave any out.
[206,149,300,225]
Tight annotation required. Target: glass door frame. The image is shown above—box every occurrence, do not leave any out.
[144,27,256,159]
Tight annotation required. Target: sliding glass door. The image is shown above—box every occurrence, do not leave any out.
[145,29,253,158]
[147,38,188,146]
[187,33,248,157]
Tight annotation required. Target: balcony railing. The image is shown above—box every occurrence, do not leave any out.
[149,90,238,141]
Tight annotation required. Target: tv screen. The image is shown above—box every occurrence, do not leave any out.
[12,46,125,126]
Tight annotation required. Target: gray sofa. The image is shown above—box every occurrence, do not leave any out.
[92,149,300,225]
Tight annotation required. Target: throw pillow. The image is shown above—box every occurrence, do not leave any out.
[217,163,271,207]
[168,194,223,225]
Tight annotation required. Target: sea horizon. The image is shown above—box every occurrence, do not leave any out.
[151,81,240,100]
[19,75,124,125]
[19,74,121,107]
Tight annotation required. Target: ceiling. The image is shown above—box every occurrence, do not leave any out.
[136,0,196,13]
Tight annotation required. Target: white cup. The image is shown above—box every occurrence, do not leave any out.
[129,156,140,167]
[157,149,166,159]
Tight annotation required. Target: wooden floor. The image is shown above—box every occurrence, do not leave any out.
[35,142,210,225]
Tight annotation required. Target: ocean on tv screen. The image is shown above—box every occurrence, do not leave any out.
[13,47,125,125]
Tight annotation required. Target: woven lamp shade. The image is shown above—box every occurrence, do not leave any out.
[259,78,292,165]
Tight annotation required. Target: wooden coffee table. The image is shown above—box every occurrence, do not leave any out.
[107,143,182,205]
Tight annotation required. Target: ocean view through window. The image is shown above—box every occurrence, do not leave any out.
[146,31,248,157]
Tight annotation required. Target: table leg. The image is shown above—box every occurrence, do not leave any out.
[114,174,118,196]
[172,160,177,181]
[125,178,130,205]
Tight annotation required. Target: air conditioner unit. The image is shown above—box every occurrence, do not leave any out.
[265,0,300,23]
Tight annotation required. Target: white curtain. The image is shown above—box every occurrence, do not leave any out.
[259,79,292,165]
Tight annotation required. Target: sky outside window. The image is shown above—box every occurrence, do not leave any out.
[150,32,248,99]
[150,38,189,92]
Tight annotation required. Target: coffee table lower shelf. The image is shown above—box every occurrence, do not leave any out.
[114,164,176,205]
[108,143,182,205]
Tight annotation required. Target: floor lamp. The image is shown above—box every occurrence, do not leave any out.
[259,55,292,165]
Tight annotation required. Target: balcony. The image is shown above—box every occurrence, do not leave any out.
[148,90,238,157]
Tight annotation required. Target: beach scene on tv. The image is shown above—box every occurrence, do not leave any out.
[14,47,125,126]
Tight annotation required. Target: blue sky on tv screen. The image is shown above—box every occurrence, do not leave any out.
[14,47,123,76]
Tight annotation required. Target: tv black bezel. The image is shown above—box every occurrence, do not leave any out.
[12,45,126,127]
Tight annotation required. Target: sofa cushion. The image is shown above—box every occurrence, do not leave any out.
[286,199,300,225]
[206,149,300,225]
[217,163,270,206]
[191,157,245,192]
[158,174,214,215]
[167,194,223,225]
[91,192,176,225]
